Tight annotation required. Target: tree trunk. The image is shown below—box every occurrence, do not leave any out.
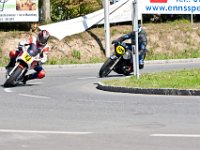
[42,0,51,23]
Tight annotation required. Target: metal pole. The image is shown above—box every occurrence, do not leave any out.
[132,0,139,79]
[104,0,110,58]
[131,4,136,76]
[191,14,193,24]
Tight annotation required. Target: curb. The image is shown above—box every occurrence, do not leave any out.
[144,58,200,64]
[96,82,200,96]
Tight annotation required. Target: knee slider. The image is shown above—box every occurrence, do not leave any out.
[37,70,45,79]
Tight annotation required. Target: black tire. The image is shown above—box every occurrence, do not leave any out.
[99,58,116,78]
[4,66,24,87]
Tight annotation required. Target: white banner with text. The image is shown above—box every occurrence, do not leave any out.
[39,0,130,40]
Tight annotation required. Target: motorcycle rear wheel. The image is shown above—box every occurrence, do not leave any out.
[4,66,24,87]
[99,58,116,78]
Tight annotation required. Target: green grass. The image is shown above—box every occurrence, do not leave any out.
[46,56,105,65]
[145,48,200,60]
[102,68,200,90]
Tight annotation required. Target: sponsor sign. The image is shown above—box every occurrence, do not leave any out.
[150,0,168,3]
[0,0,38,22]
[139,0,200,14]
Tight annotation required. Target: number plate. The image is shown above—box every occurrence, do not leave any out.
[22,53,32,63]
[116,45,126,55]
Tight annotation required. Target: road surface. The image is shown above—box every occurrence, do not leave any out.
[0,61,200,150]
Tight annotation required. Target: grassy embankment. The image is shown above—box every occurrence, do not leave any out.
[1,20,200,66]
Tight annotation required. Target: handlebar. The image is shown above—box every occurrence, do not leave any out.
[34,58,42,62]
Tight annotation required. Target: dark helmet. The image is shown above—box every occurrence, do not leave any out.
[37,30,50,46]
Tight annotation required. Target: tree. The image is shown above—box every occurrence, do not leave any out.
[50,0,103,22]
[42,0,51,22]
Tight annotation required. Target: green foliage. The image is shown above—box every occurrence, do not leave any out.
[167,18,190,25]
[111,29,118,36]
[146,48,200,60]
[50,0,103,22]
[72,50,81,60]
[0,56,9,67]
[0,38,4,64]
[46,55,104,65]
[87,56,103,63]
[47,57,57,65]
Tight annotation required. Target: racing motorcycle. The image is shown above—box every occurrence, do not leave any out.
[4,43,41,87]
[99,42,134,78]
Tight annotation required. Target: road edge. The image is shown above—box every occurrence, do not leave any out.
[96,82,200,96]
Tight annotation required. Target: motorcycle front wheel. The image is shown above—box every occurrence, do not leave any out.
[99,58,116,78]
[4,66,24,87]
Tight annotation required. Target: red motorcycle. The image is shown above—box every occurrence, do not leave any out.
[4,43,41,87]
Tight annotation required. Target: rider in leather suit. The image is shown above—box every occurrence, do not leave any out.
[112,25,147,69]
[6,30,50,84]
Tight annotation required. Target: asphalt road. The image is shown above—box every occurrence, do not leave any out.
[0,60,200,150]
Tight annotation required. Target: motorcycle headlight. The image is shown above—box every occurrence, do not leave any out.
[123,51,132,60]
[115,45,126,55]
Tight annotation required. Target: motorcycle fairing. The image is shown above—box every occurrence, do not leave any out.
[110,55,117,60]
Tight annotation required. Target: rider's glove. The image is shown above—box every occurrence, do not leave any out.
[18,40,28,46]
[112,40,120,44]
[17,40,29,51]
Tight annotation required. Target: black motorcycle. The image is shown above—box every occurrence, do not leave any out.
[99,42,134,78]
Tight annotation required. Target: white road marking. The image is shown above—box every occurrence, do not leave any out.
[77,76,97,80]
[0,129,92,135]
[150,134,200,138]
[18,93,50,99]
[4,88,13,93]
[29,82,42,85]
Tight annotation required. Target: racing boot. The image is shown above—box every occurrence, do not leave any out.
[22,74,33,84]
[22,75,29,85]
[22,72,39,84]
[139,55,144,69]
[5,59,15,70]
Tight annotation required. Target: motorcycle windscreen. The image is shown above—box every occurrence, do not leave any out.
[27,43,41,57]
